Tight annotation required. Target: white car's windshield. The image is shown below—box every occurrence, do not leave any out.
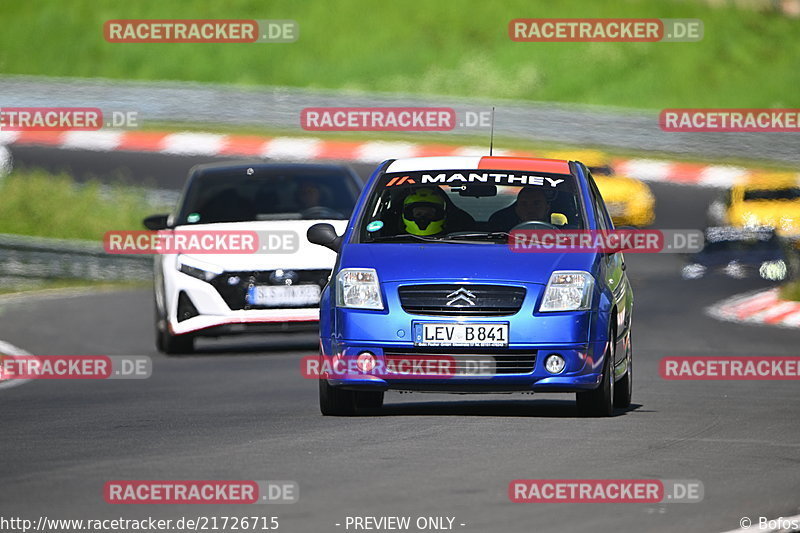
[176,168,359,225]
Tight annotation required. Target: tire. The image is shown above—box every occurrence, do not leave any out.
[155,299,194,355]
[354,391,384,410]
[576,329,615,417]
[160,328,194,355]
[154,302,165,353]
[613,333,633,409]
[319,379,356,416]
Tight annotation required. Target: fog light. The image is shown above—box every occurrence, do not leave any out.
[356,351,376,372]
[544,353,566,374]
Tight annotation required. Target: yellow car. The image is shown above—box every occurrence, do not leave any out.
[715,172,800,239]
[545,149,656,227]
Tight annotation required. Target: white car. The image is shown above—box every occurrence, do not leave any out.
[144,162,361,354]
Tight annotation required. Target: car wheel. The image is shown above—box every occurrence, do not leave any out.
[155,299,194,354]
[613,333,633,409]
[160,329,194,355]
[354,391,384,410]
[154,301,165,353]
[319,379,356,416]
[576,330,615,417]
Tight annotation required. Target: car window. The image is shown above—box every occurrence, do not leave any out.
[586,170,612,230]
[358,169,584,242]
[743,187,800,201]
[175,169,359,225]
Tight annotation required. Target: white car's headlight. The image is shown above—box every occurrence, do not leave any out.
[540,271,595,312]
[176,255,223,282]
[336,268,383,310]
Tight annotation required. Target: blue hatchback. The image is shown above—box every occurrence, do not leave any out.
[307,156,633,416]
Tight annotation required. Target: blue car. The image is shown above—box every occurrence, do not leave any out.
[307,156,633,416]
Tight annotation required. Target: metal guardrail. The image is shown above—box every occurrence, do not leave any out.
[0,233,152,282]
[1,75,798,165]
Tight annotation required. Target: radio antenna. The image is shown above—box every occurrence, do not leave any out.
[489,107,496,156]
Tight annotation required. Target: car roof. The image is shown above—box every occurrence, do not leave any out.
[188,161,357,180]
[734,171,800,190]
[384,156,573,175]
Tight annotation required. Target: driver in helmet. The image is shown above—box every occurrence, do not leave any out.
[402,187,447,236]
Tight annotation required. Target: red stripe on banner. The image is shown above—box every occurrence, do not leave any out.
[478,156,570,174]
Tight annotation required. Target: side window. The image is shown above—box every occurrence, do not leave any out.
[586,169,612,230]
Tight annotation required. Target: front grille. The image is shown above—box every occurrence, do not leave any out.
[383,348,536,375]
[209,269,330,310]
[398,284,526,316]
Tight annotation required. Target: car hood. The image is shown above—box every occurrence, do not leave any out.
[729,202,800,235]
[339,243,600,284]
[172,220,347,271]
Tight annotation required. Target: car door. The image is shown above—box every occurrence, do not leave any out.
[587,172,631,365]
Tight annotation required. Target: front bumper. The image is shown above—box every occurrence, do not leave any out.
[170,308,319,336]
[319,338,607,393]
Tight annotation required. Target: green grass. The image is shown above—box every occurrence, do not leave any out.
[780,280,800,302]
[0,170,153,241]
[0,0,798,109]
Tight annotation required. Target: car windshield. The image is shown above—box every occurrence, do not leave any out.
[359,169,584,243]
[743,187,800,201]
[175,168,359,225]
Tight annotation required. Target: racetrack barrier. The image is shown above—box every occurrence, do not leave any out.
[0,233,152,282]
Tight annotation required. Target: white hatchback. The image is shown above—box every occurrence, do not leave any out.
[144,162,361,354]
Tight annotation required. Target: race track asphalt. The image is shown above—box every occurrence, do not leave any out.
[0,146,798,533]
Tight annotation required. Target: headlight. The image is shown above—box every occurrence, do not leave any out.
[336,268,383,310]
[759,260,787,281]
[539,271,595,312]
[176,255,223,282]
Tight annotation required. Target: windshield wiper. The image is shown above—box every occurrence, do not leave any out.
[441,231,511,241]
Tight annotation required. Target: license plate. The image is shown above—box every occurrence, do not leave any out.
[414,322,509,347]
[246,284,321,307]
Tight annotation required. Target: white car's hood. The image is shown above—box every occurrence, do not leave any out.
[172,220,347,271]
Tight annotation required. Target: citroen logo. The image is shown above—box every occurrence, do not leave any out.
[446,287,476,307]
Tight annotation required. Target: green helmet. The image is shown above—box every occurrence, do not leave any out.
[402,188,446,236]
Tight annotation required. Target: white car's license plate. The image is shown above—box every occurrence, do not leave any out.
[247,284,321,307]
[414,322,509,347]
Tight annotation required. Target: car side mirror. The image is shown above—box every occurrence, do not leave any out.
[307,223,342,252]
[143,214,170,230]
